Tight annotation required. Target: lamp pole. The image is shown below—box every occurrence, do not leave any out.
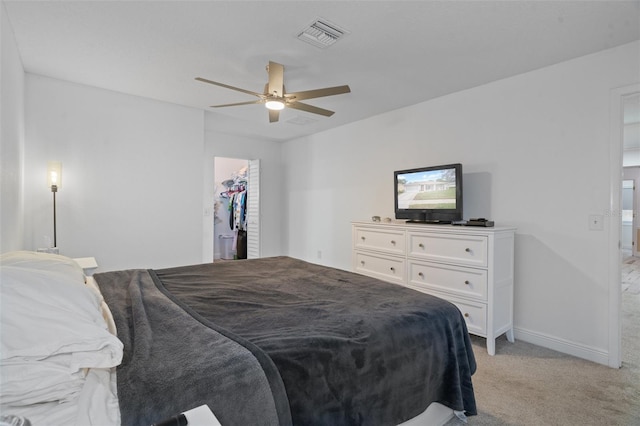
[51,184,57,248]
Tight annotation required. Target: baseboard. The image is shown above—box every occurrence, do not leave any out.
[514,327,610,366]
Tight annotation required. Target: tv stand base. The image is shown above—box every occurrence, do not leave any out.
[352,220,516,356]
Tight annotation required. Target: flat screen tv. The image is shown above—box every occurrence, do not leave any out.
[394,163,463,223]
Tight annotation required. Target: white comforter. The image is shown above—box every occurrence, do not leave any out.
[4,368,120,426]
[0,252,122,426]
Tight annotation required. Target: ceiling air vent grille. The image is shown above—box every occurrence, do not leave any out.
[297,18,348,49]
[287,115,318,126]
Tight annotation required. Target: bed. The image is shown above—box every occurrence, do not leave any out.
[0,251,476,426]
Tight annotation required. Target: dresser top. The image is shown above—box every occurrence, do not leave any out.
[352,220,516,233]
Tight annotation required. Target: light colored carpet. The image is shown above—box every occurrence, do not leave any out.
[444,283,640,425]
[622,258,640,295]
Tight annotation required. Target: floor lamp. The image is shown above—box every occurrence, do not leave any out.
[47,161,62,249]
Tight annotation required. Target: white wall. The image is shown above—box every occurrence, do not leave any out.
[282,41,640,365]
[19,75,285,271]
[23,75,205,272]
[202,115,284,262]
[0,2,25,252]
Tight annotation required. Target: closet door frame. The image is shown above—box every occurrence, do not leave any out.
[247,159,261,259]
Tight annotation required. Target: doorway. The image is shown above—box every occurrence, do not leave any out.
[611,87,640,368]
[213,157,261,261]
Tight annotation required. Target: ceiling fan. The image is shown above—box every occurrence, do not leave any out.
[196,61,351,123]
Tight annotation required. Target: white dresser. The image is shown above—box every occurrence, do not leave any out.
[352,220,515,355]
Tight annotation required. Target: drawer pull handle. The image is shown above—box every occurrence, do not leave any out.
[390,267,395,272]
[418,243,424,248]
[465,248,471,253]
[464,280,470,285]
[360,260,365,265]
[361,236,366,241]
[390,240,396,245]
[418,272,424,278]
[464,313,470,318]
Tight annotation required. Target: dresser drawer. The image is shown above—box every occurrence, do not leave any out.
[408,261,488,301]
[408,232,488,267]
[450,300,487,336]
[450,299,487,336]
[402,284,487,336]
[354,251,405,285]
[354,227,406,256]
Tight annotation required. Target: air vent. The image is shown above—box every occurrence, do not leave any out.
[287,115,319,126]
[297,18,348,48]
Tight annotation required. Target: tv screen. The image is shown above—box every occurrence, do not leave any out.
[394,163,463,223]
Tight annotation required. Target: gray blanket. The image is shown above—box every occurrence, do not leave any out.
[94,269,292,426]
[151,256,476,425]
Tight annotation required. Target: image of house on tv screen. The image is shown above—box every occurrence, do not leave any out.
[397,169,457,209]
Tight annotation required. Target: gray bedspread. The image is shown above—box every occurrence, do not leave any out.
[150,256,477,425]
[94,269,292,426]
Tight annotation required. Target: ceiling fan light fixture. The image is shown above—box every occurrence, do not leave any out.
[265,100,285,111]
[196,60,350,123]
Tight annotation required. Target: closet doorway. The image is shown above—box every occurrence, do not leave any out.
[213,157,261,261]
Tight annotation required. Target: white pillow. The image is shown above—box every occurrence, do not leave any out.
[1,250,85,283]
[85,276,118,336]
[0,251,123,405]
[0,257,122,361]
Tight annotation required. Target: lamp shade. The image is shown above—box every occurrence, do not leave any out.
[47,161,62,189]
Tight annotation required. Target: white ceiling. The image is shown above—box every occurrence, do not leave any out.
[4,1,640,142]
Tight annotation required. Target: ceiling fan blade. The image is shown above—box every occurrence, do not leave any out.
[211,100,264,108]
[198,63,348,121]
[267,61,284,97]
[195,77,264,98]
[287,101,334,117]
[286,85,351,101]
